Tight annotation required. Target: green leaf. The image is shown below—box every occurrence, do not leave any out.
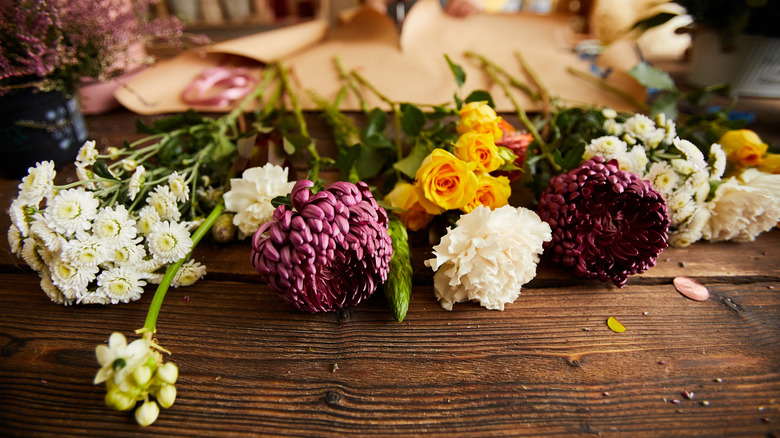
[650,91,681,120]
[385,216,412,322]
[135,110,204,134]
[393,143,430,179]
[363,132,393,149]
[355,144,386,180]
[465,90,495,107]
[401,104,426,137]
[271,194,292,208]
[91,159,115,180]
[365,108,387,138]
[628,62,677,91]
[555,141,586,171]
[445,54,466,88]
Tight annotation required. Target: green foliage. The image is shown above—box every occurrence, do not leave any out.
[465,90,495,108]
[445,54,466,88]
[385,216,412,322]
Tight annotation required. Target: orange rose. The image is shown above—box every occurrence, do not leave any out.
[461,172,511,213]
[415,149,478,213]
[453,131,504,173]
[384,182,434,232]
[457,101,503,140]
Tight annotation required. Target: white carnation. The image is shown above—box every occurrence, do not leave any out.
[703,169,780,242]
[223,164,296,238]
[425,205,552,311]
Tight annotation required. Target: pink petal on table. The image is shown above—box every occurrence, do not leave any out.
[673,276,709,301]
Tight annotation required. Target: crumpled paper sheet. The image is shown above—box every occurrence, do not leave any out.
[116,0,644,115]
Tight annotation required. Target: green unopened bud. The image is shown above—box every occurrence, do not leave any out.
[156,384,177,409]
[211,213,236,243]
[133,366,153,386]
[105,388,136,411]
[157,362,178,384]
[135,401,160,427]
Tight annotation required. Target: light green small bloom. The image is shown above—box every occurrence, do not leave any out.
[105,388,135,411]
[135,401,160,427]
[133,365,152,386]
[157,362,179,385]
[156,384,177,409]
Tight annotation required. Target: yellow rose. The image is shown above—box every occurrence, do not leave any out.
[453,131,504,173]
[457,101,503,140]
[719,129,768,167]
[415,149,478,213]
[384,182,434,232]
[758,153,780,174]
[461,172,511,213]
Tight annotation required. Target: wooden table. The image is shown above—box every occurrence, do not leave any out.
[1,111,779,437]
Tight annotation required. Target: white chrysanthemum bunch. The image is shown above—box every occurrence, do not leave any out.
[94,332,179,427]
[7,154,206,306]
[223,163,296,239]
[586,110,727,247]
[425,205,552,311]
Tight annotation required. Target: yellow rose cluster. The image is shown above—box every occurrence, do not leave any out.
[719,129,780,174]
[385,102,513,231]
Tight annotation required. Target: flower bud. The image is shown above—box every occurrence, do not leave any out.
[135,401,160,427]
[107,147,120,159]
[133,365,153,386]
[105,388,136,411]
[122,159,138,172]
[156,384,177,409]
[157,362,178,384]
[211,213,237,243]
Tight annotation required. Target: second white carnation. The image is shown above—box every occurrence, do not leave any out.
[425,205,552,311]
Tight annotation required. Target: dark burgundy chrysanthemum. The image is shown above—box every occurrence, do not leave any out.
[251,180,393,312]
[536,157,670,287]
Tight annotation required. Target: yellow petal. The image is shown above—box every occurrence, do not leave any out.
[607,316,626,333]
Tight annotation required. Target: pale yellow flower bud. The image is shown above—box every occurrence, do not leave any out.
[105,388,136,411]
[156,384,177,409]
[122,159,138,172]
[157,362,178,384]
[107,147,121,159]
[135,401,160,427]
[133,365,153,386]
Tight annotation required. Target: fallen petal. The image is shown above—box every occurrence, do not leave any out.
[607,316,626,333]
[673,276,709,301]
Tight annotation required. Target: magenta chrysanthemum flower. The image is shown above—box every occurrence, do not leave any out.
[537,157,670,287]
[251,180,393,312]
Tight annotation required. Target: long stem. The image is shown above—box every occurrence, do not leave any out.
[566,66,650,113]
[142,203,225,334]
[514,51,551,120]
[278,62,322,181]
[464,51,541,102]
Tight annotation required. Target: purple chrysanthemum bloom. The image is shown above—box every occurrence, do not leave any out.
[251,180,393,312]
[537,157,670,287]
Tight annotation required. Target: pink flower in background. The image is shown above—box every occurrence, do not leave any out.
[537,157,670,287]
[251,180,393,312]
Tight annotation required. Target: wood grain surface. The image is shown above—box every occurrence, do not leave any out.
[0,112,778,437]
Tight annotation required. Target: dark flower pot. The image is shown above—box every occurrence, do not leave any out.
[0,88,87,179]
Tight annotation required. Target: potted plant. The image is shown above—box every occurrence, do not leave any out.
[634,0,780,97]
[0,0,197,178]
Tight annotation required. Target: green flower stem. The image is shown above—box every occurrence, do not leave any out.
[514,51,551,119]
[278,62,323,181]
[334,56,369,114]
[464,51,540,102]
[566,66,650,113]
[142,203,225,334]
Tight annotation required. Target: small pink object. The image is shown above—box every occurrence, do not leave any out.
[181,66,259,108]
[673,276,709,301]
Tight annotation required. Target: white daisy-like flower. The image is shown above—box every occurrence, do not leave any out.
[50,258,97,299]
[667,189,697,226]
[95,266,147,304]
[17,160,56,205]
[624,114,665,148]
[168,171,189,203]
[111,244,146,267]
[128,165,146,201]
[223,163,296,238]
[76,140,98,168]
[29,215,66,253]
[136,205,160,236]
[147,221,193,264]
[94,332,153,385]
[172,259,207,287]
[76,165,97,190]
[673,138,706,170]
[21,238,45,272]
[655,113,677,144]
[602,108,617,119]
[62,235,111,268]
[709,143,727,180]
[44,187,99,236]
[583,136,628,161]
[690,170,711,203]
[9,199,32,236]
[92,205,137,250]
[628,145,649,174]
[425,205,552,311]
[39,266,72,305]
[668,227,703,248]
[603,118,624,136]
[8,225,22,256]
[645,161,680,196]
[686,207,711,235]
[146,185,181,222]
[77,291,111,305]
[623,133,637,146]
